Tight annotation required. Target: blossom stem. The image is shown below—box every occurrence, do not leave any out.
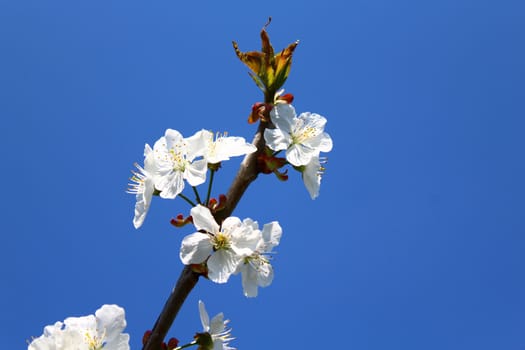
[192,186,203,205]
[179,193,196,207]
[205,169,216,206]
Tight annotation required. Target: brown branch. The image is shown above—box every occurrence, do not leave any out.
[142,121,269,350]
[143,266,199,350]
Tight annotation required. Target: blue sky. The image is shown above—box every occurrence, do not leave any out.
[1,1,525,349]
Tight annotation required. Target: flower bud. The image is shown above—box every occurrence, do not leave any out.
[207,194,227,213]
[167,338,179,350]
[233,17,299,97]
[142,330,153,345]
[171,214,193,228]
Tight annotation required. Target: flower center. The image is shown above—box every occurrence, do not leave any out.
[213,233,231,250]
[169,148,188,171]
[291,123,318,144]
[85,330,106,350]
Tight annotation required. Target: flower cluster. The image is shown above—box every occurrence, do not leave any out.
[29,24,333,350]
[28,305,129,350]
[180,205,282,297]
[264,103,333,199]
[128,129,256,228]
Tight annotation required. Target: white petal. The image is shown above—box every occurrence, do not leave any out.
[212,339,225,350]
[143,143,153,157]
[184,158,207,186]
[207,250,241,283]
[230,225,260,257]
[108,334,130,350]
[143,144,157,173]
[242,218,259,231]
[304,132,332,153]
[164,129,184,150]
[220,137,257,158]
[133,197,148,229]
[28,335,55,350]
[239,263,259,298]
[286,143,315,166]
[133,177,154,229]
[221,216,241,232]
[153,135,167,152]
[190,205,220,233]
[209,312,226,335]
[95,305,127,342]
[300,112,327,130]
[185,129,208,160]
[158,172,185,199]
[317,132,333,152]
[270,103,296,134]
[261,221,282,250]
[264,128,289,151]
[302,156,322,199]
[207,135,257,164]
[63,314,96,331]
[198,300,210,331]
[55,328,83,349]
[256,262,274,287]
[180,232,213,265]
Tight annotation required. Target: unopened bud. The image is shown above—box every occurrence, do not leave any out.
[167,338,179,350]
[142,330,153,345]
[248,102,272,124]
[207,194,227,213]
[171,214,193,227]
[274,90,294,104]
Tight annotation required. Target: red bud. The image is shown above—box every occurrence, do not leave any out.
[167,338,179,350]
[142,330,153,345]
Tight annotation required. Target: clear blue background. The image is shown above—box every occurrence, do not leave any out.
[1,1,524,349]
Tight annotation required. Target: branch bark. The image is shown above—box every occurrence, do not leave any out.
[143,121,268,350]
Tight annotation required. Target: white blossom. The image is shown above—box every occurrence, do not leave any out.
[235,220,282,297]
[152,129,208,199]
[264,103,332,166]
[28,305,130,350]
[179,205,260,283]
[127,144,156,229]
[199,130,256,165]
[197,300,235,350]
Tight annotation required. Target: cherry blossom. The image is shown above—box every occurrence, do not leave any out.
[152,129,208,199]
[179,205,260,283]
[127,144,156,229]
[195,300,235,350]
[235,220,282,297]
[28,305,130,350]
[199,130,256,165]
[264,103,332,166]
